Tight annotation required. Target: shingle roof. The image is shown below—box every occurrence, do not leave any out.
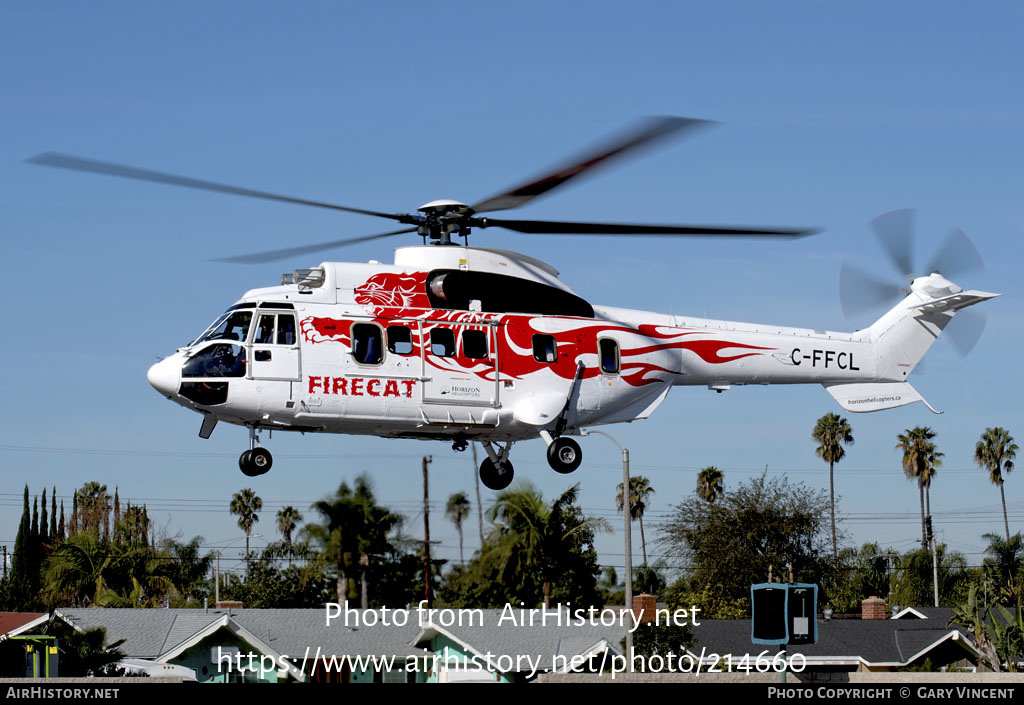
[685,615,975,666]
[55,606,979,671]
[0,612,47,637]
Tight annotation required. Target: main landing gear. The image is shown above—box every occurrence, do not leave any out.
[239,426,272,477]
[475,432,584,491]
[478,441,515,491]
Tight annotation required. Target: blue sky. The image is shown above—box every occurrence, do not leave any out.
[2,1,1022,587]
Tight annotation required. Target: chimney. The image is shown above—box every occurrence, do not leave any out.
[861,596,887,620]
[632,593,657,624]
[216,600,243,610]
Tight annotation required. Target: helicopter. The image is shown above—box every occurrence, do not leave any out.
[27,117,999,490]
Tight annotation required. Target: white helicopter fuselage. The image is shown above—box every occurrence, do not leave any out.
[146,245,996,482]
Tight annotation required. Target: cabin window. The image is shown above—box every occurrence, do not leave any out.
[254,314,276,344]
[352,323,383,365]
[532,334,558,363]
[179,382,228,406]
[182,344,247,378]
[430,328,456,357]
[193,310,253,345]
[462,330,489,360]
[387,326,413,355]
[599,338,620,374]
[277,314,296,345]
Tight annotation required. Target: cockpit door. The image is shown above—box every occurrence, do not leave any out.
[248,312,301,381]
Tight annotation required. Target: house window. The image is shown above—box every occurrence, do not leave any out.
[532,334,557,363]
[462,330,489,360]
[352,323,383,365]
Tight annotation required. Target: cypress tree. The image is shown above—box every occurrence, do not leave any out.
[10,486,30,588]
[40,489,49,545]
[113,488,121,545]
[31,497,39,545]
[50,487,57,538]
[58,500,66,540]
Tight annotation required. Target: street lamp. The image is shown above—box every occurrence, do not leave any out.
[580,428,633,664]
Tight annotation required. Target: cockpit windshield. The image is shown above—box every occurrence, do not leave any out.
[191,309,253,346]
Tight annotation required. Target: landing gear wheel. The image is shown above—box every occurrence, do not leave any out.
[479,458,515,491]
[239,447,273,477]
[547,437,582,474]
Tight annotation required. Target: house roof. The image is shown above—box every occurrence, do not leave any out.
[54,605,980,673]
[57,607,624,675]
[411,608,623,670]
[684,612,977,668]
[56,608,425,662]
[0,612,47,638]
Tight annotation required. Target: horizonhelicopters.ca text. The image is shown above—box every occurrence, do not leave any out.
[307,376,416,397]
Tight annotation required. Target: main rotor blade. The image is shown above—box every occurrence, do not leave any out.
[945,308,987,357]
[477,217,818,237]
[869,208,915,279]
[212,227,417,264]
[924,227,985,279]
[839,263,903,319]
[469,116,712,214]
[26,152,403,221]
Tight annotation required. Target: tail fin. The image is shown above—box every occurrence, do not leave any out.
[869,273,998,379]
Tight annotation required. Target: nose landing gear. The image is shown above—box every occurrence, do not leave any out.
[239,426,272,477]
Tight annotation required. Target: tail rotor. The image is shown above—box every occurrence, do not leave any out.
[839,209,988,357]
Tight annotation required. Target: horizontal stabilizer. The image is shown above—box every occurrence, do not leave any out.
[823,381,941,414]
[909,289,1000,314]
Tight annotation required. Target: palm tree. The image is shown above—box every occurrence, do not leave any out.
[229,488,262,580]
[486,482,610,607]
[812,412,854,562]
[275,506,303,545]
[896,427,943,548]
[73,483,111,536]
[615,476,655,566]
[975,427,1018,541]
[696,466,724,505]
[445,492,471,566]
[982,532,1023,600]
[304,475,401,607]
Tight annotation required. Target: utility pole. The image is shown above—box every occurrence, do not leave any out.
[928,516,939,607]
[423,455,433,608]
[472,443,484,546]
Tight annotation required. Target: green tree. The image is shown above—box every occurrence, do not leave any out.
[43,530,173,608]
[660,473,831,617]
[445,492,471,566]
[982,532,1024,601]
[221,543,333,608]
[616,475,655,566]
[276,506,303,545]
[696,466,724,505]
[229,488,262,580]
[889,545,970,608]
[897,427,944,549]
[303,475,401,607]
[159,536,214,606]
[73,483,111,536]
[975,427,1018,541]
[443,482,609,608]
[812,412,854,562]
